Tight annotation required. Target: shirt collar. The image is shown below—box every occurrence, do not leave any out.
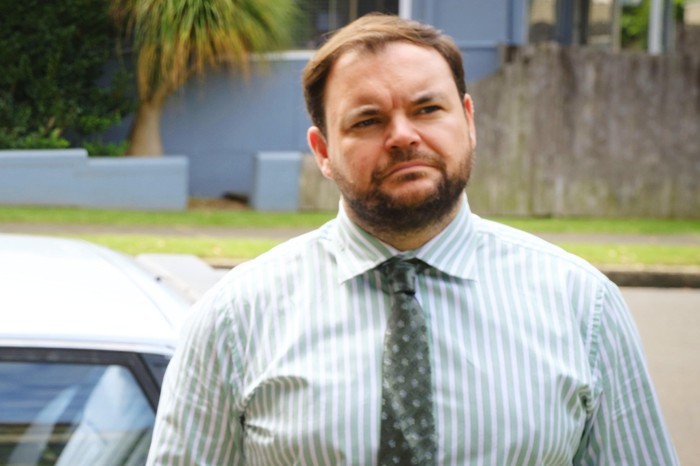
[333,194,478,284]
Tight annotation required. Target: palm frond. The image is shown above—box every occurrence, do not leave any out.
[111,0,298,102]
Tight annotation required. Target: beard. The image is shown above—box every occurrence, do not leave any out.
[333,147,473,237]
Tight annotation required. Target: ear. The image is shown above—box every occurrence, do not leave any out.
[307,126,334,179]
[463,94,477,149]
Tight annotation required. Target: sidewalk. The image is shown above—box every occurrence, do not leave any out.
[2,222,699,288]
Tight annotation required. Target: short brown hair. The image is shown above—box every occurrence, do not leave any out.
[302,14,467,135]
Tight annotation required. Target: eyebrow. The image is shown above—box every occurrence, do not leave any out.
[347,106,380,119]
[413,92,446,105]
[342,106,381,127]
[342,91,449,126]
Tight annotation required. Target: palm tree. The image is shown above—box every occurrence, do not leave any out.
[111,0,298,156]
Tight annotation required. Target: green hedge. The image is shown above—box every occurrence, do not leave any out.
[0,0,134,149]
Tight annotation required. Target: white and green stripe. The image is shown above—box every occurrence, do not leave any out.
[148,196,679,465]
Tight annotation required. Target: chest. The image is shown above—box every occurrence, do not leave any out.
[233,277,593,465]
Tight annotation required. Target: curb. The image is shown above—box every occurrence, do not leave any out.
[600,266,700,289]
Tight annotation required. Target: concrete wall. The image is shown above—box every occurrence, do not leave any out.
[467,44,700,218]
[250,151,303,211]
[160,56,312,199]
[0,150,188,211]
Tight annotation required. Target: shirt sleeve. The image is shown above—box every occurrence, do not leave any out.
[573,279,680,466]
[147,287,243,466]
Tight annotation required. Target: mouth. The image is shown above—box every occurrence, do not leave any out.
[372,148,445,185]
[376,154,443,183]
[383,162,437,181]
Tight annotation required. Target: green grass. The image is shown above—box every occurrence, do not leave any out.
[0,205,335,229]
[47,235,699,268]
[2,205,700,234]
[2,204,699,266]
[491,216,700,235]
[71,234,280,260]
[559,243,700,267]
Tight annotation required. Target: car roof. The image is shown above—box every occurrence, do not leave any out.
[0,234,190,355]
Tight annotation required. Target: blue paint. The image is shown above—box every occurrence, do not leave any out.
[0,150,188,211]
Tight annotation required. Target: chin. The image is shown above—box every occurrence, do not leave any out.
[383,180,440,206]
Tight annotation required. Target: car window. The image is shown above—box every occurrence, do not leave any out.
[0,360,155,466]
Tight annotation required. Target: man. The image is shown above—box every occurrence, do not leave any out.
[147,14,679,465]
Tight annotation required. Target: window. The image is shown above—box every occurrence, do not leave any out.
[529,0,560,42]
[586,0,616,46]
[292,0,400,48]
[0,350,163,466]
[688,1,700,25]
[528,0,619,48]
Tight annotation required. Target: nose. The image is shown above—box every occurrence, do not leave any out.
[384,114,419,152]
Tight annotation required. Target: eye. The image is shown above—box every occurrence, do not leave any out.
[352,118,380,129]
[418,105,441,115]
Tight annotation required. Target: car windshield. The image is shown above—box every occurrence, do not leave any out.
[0,361,155,466]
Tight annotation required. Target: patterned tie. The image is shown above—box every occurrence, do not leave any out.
[377,257,437,465]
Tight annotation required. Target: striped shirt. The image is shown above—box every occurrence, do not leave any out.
[148,196,679,465]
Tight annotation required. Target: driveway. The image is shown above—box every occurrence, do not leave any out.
[623,287,700,466]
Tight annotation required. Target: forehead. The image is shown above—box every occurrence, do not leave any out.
[325,41,456,100]
[331,41,450,78]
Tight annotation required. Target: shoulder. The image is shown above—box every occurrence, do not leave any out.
[472,215,611,287]
[209,219,339,298]
[471,216,629,360]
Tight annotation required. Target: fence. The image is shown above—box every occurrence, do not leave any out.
[467,43,700,218]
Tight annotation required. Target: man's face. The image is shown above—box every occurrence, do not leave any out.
[307,41,476,235]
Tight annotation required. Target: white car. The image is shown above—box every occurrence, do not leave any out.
[0,234,205,465]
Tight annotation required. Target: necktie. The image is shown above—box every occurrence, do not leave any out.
[377,257,437,465]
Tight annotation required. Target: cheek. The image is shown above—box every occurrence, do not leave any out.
[337,141,381,181]
[429,123,472,157]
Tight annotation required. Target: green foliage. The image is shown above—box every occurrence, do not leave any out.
[0,0,134,149]
[621,0,686,49]
[0,128,70,150]
[621,0,650,49]
[110,0,299,103]
[83,139,128,157]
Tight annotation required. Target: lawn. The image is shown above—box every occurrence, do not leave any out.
[0,203,336,229]
[1,204,699,267]
[2,203,700,233]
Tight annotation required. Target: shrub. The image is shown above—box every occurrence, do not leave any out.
[0,0,134,149]
[84,139,128,157]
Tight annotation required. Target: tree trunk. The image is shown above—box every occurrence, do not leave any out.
[125,99,164,156]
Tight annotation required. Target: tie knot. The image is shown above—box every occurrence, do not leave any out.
[380,257,423,295]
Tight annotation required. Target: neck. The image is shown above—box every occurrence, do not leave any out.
[345,197,464,251]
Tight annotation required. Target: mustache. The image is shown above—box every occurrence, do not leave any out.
[372,148,445,182]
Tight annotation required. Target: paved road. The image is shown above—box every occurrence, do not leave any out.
[622,287,700,466]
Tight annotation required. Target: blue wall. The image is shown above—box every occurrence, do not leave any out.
[0,150,188,210]
[160,56,312,198]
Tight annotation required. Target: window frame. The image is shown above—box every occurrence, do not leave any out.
[288,0,410,52]
[0,347,167,410]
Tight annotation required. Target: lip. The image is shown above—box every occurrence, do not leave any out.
[384,161,435,178]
